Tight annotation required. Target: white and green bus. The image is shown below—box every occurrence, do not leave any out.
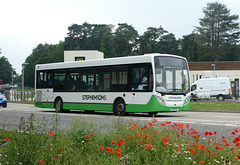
[35,53,190,116]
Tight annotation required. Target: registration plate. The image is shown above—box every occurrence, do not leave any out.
[171,108,179,111]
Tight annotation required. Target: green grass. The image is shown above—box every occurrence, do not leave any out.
[1,113,240,164]
[190,101,240,110]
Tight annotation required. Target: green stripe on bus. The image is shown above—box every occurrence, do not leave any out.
[34,95,190,112]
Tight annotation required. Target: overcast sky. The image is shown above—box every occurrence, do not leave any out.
[1,0,240,74]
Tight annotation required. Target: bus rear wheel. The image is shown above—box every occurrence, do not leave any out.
[55,98,64,113]
[148,112,158,117]
[113,99,126,116]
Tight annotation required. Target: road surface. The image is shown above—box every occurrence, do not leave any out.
[0,103,240,136]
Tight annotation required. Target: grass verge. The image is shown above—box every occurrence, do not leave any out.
[190,101,240,111]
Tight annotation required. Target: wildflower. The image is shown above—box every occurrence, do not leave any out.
[105,147,110,151]
[112,141,116,144]
[126,128,130,131]
[88,141,91,144]
[236,156,240,160]
[56,157,59,160]
[90,133,93,136]
[177,146,181,151]
[143,125,147,129]
[140,127,144,130]
[186,124,189,128]
[39,160,45,164]
[49,131,54,136]
[131,126,136,129]
[214,131,217,134]
[130,136,134,140]
[153,131,156,134]
[165,121,171,124]
[148,122,153,127]
[133,123,137,126]
[5,137,10,141]
[208,131,213,136]
[160,123,165,126]
[117,141,122,146]
[235,137,240,142]
[200,161,204,164]
[98,146,104,151]
[234,128,239,132]
[204,131,208,136]
[86,136,89,140]
[117,152,121,156]
[232,131,236,135]
[138,136,141,139]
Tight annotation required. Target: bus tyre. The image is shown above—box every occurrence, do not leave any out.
[148,112,158,117]
[55,98,64,113]
[113,99,126,116]
[217,95,225,101]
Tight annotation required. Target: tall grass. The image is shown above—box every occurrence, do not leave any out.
[0,113,240,164]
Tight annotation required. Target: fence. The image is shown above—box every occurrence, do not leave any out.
[4,91,35,101]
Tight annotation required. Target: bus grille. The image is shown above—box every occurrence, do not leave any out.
[36,91,42,102]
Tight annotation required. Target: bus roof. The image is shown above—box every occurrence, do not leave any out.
[35,53,186,71]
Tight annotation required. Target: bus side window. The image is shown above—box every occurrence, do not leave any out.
[131,66,150,91]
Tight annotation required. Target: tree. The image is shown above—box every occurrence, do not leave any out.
[24,42,64,87]
[138,27,168,54]
[195,2,240,61]
[157,33,179,55]
[100,32,114,58]
[64,22,113,51]
[0,56,13,84]
[181,33,199,61]
[114,23,139,57]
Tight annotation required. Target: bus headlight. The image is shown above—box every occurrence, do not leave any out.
[156,96,165,105]
[184,96,190,104]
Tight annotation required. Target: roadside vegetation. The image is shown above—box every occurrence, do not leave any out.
[190,101,240,111]
[0,113,240,164]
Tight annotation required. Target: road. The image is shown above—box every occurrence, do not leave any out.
[0,103,240,136]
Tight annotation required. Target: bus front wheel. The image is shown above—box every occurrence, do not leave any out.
[113,99,126,116]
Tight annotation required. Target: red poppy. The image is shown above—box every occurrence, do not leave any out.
[40,160,45,164]
[214,131,217,134]
[5,137,10,141]
[130,136,134,140]
[112,141,116,144]
[232,131,236,135]
[234,128,239,132]
[160,123,165,126]
[236,156,240,160]
[117,152,121,156]
[132,126,136,129]
[86,136,89,140]
[143,125,147,129]
[204,131,208,136]
[148,122,153,127]
[235,137,240,142]
[90,133,93,136]
[126,128,130,131]
[177,146,181,151]
[186,124,189,128]
[200,161,204,164]
[133,123,138,126]
[98,146,104,151]
[208,131,213,135]
[117,141,122,146]
[49,131,54,136]
[138,136,141,139]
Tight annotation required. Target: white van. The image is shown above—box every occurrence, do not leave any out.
[191,77,232,101]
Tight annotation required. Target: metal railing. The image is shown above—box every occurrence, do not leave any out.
[4,91,35,101]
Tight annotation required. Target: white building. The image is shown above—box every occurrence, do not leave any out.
[189,61,240,84]
[64,50,103,62]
